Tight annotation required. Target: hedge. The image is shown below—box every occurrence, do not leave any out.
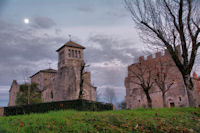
[4,99,113,116]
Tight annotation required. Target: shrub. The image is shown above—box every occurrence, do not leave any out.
[4,99,113,116]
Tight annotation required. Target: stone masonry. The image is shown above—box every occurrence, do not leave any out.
[8,40,96,106]
[0,107,4,116]
[125,47,200,109]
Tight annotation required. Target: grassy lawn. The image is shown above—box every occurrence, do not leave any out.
[0,107,199,133]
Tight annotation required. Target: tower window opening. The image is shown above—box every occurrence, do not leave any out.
[78,51,81,58]
[68,49,71,57]
[59,51,64,64]
[72,50,74,57]
[75,50,78,58]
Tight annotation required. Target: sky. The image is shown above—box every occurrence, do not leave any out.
[0,0,199,107]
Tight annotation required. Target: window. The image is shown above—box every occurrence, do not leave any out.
[78,51,81,58]
[72,50,74,57]
[179,97,181,101]
[59,51,65,64]
[68,49,71,57]
[75,50,78,58]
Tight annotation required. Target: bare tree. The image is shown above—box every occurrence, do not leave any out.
[79,62,89,99]
[153,57,175,107]
[96,88,102,102]
[125,0,200,106]
[130,62,154,108]
[103,88,116,104]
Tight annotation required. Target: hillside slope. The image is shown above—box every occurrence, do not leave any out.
[0,107,199,133]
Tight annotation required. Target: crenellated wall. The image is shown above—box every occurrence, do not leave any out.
[125,46,200,109]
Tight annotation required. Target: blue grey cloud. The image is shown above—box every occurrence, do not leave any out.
[31,16,56,29]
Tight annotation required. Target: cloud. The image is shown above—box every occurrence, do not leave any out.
[0,86,9,106]
[77,6,94,13]
[0,22,144,105]
[84,34,143,64]
[0,20,65,85]
[83,34,145,103]
[31,16,56,29]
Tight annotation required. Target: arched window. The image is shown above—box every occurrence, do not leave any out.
[179,97,181,101]
[68,49,71,57]
[75,50,78,58]
[72,50,74,57]
[78,51,81,58]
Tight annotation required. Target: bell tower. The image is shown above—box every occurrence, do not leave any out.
[56,40,85,70]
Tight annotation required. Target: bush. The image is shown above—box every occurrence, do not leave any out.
[4,99,113,116]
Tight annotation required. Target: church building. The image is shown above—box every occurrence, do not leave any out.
[8,40,96,106]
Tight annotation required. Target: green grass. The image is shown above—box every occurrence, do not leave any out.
[0,107,199,133]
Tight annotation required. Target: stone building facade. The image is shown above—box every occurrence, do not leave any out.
[125,48,200,109]
[8,40,96,106]
[8,80,19,106]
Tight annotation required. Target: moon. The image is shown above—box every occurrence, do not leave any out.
[24,18,29,24]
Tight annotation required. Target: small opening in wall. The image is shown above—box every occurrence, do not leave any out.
[179,97,181,101]
[138,100,140,102]
[170,102,175,107]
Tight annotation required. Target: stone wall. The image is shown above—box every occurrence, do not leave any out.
[0,107,4,116]
[8,80,19,106]
[125,47,198,109]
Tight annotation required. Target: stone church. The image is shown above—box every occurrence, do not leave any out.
[125,46,200,109]
[8,40,96,106]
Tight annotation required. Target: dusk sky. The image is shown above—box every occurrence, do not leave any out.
[1,0,199,107]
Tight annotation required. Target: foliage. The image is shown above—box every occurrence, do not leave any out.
[4,99,113,116]
[16,83,42,105]
[0,107,199,133]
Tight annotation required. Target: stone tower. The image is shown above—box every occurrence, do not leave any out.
[56,40,85,70]
[53,40,96,101]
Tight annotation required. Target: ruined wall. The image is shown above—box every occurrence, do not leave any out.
[31,73,43,90]
[31,71,57,102]
[125,47,191,109]
[193,77,200,107]
[0,107,4,116]
[8,80,19,106]
[82,72,96,101]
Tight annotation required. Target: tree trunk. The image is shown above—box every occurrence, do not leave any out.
[145,91,152,108]
[186,88,196,107]
[79,64,84,99]
[28,85,30,104]
[162,93,167,107]
[183,74,195,107]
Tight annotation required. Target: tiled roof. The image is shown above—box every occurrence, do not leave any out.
[30,68,57,78]
[56,40,85,52]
